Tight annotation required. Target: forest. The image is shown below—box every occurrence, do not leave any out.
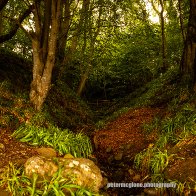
[0,0,196,195]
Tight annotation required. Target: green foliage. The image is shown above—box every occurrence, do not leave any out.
[156,103,196,148]
[134,146,172,181]
[129,66,180,107]
[29,110,54,128]
[150,150,169,174]
[0,79,33,130]
[12,124,93,158]
[168,179,196,196]
[46,80,93,130]
[0,163,101,196]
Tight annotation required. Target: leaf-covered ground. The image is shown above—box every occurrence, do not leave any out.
[0,129,38,169]
[94,107,164,161]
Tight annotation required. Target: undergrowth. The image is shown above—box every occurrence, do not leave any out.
[134,94,196,194]
[0,162,100,196]
[142,100,196,148]
[12,124,93,158]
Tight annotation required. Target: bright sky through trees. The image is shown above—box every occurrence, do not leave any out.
[144,0,160,23]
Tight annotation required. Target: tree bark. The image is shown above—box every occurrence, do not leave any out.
[181,0,196,90]
[178,0,186,42]
[30,0,61,110]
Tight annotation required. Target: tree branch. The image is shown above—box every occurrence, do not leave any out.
[0,4,34,43]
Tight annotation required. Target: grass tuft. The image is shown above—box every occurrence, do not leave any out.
[12,124,93,158]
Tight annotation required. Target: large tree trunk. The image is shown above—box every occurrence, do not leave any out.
[30,0,61,110]
[181,0,196,90]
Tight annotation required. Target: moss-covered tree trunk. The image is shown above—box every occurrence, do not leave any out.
[30,0,61,110]
[181,0,196,90]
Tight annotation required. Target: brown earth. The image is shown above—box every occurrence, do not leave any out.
[0,129,38,169]
[94,107,165,163]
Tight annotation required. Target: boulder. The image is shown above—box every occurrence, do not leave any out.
[25,156,58,179]
[24,156,103,193]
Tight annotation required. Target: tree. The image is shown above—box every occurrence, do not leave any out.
[76,0,103,96]
[151,0,167,70]
[178,0,186,42]
[0,2,34,43]
[181,0,196,90]
[29,0,61,110]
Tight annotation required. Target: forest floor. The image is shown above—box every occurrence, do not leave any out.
[1,105,195,195]
[0,107,163,170]
[0,106,163,195]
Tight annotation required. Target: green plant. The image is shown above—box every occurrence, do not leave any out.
[134,147,172,178]
[150,150,169,174]
[156,134,169,148]
[169,179,196,196]
[134,145,155,174]
[12,124,93,158]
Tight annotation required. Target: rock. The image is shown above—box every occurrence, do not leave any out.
[35,147,57,158]
[25,156,58,179]
[24,156,103,193]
